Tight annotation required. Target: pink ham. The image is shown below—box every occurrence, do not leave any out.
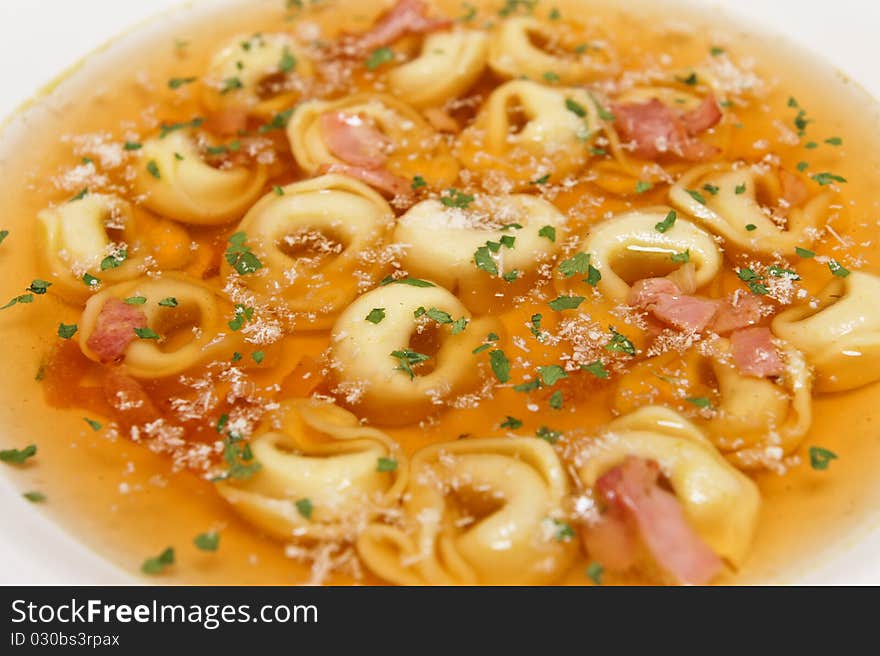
[321,163,410,197]
[581,505,640,573]
[628,278,719,332]
[711,293,763,334]
[348,0,452,53]
[320,111,391,169]
[85,298,148,364]
[730,326,784,378]
[594,457,723,585]
[612,94,722,161]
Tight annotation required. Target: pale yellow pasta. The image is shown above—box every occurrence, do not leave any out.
[226,174,395,329]
[772,271,880,392]
[202,32,314,117]
[577,208,722,302]
[328,282,503,426]
[132,131,268,226]
[79,273,239,378]
[578,406,761,567]
[705,340,812,468]
[456,80,600,187]
[357,437,577,585]
[669,163,833,255]
[36,194,147,301]
[389,29,488,108]
[393,195,568,314]
[488,17,609,84]
[286,93,458,186]
[217,398,407,542]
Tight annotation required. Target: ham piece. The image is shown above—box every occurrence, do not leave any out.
[345,0,452,54]
[730,326,785,378]
[85,298,148,364]
[612,94,722,161]
[585,457,723,585]
[628,278,719,332]
[320,112,391,169]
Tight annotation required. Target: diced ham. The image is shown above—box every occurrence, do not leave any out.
[85,298,148,364]
[680,94,723,135]
[205,107,249,136]
[321,163,410,197]
[628,278,718,332]
[711,292,763,334]
[345,0,452,54]
[612,94,722,161]
[651,294,719,333]
[594,457,723,585]
[320,111,391,169]
[730,326,784,378]
[581,505,640,573]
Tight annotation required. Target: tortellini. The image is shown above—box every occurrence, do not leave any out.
[389,29,489,108]
[79,273,239,378]
[286,93,458,187]
[705,339,812,468]
[488,17,611,84]
[357,437,577,585]
[772,271,880,392]
[217,398,407,542]
[578,406,761,567]
[393,194,568,314]
[202,32,315,117]
[576,208,722,302]
[329,282,503,426]
[133,131,268,226]
[226,174,395,329]
[669,163,833,255]
[37,194,147,301]
[456,80,601,187]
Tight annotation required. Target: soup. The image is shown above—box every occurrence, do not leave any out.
[1,0,880,585]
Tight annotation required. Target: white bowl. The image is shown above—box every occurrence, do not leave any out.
[1,0,879,585]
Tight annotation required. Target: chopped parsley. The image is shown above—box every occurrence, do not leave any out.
[531,173,551,185]
[365,308,386,324]
[259,108,295,133]
[365,47,395,71]
[228,304,254,331]
[411,175,427,190]
[558,252,591,279]
[586,562,604,585]
[158,297,178,308]
[536,426,561,444]
[538,225,556,242]
[635,180,653,194]
[82,273,100,288]
[795,246,815,259]
[252,350,265,364]
[146,160,161,179]
[686,189,707,205]
[812,172,846,186]
[376,457,398,473]
[134,327,160,340]
[379,276,435,288]
[440,188,475,209]
[825,137,843,146]
[295,498,314,520]
[655,210,677,233]
[500,416,523,430]
[23,491,46,503]
[548,390,564,409]
[474,244,499,276]
[279,47,297,73]
[124,296,147,305]
[489,349,511,383]
[686,396,712,409]
[0,444,37,465]
[548,295,585,311]
[605,328,635,356]
[735,183,747,194]
[159,117,204,138]
[57,323,78,339]
[194,532,220,552]
[70,188,88,202]
[671,250,690,264]
[168,76,197,89]
[710,46,725,56]
[391,349,431,380]
[745,224,757,231]
[737,268,769,295]
[100,249,128,271]
[828,260,850,278]
[141,547,175,575]
[220,76,244,94]
[543,71,560,83]
[83,418,102,432]
[552,519,575,541]
[538,364,567,386]
[581,360,609,379]
[124,141,143,151]
[809,446,837,471]
[0,230,7,246]
[225,232,263,275]
[565,98,587,117]
[0,294,34,310]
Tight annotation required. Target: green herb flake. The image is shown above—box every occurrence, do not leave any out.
[295,498,314,520]
[440,188,475,209]
[220,76,244,94]
[376,457,398,473]
[745,224,757,231]
[828,260,850,278]
[809,446,838,471]
[23,491,46,503]
[0,444,37,465]
[489,349,511,383]
[552,519,575,541]
[83,417,102,432]
[686,396,712,409]
[825,137,843,146]
[141,547,175,575]
[655,210,677,233]
[366,308,386,324]
[710,46,725,56]
[812,172,847,186]
[146,160,161,179]
[159,117,204,139]
[538,364,568,386]
[735,183,747,194]
[536,426,562,444]
[581,360,609,379]
[670,250,690,264]
[548,390,564,409]
[124,141,143,151]
[549,295,585,311]
[635,180,653,194]
[168,76,197,89]
[134,327,160,340]
[391,349,431,380]
[586,562,604,585]
[365,47,395,71]
[225,231,263,275]
[279,47,297,73]
[258,108,295,133]
[500,416,523,430]
[379,276,435,288]
[538,225,556,242]
[194,532,220,552]
[605,328,635,356]
[57,323,78,339]
[531,173,551,185]
[100,249,128,271]
[82,273,100,288]
[0,294,34,310]
[474,245,499,276]
[411,175,427,190]
[686,189,707,205]
[558,252,590,279]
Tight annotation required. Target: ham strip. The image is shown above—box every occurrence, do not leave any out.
[346,0,452,54]
[711,293,763,334]
[320,111,391,169]
[85,298,148,364]
[628,278,718,332]
[612,94,722,161]
[730,326,784,378]
[322,163,410,197]
[594,457,723,585]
